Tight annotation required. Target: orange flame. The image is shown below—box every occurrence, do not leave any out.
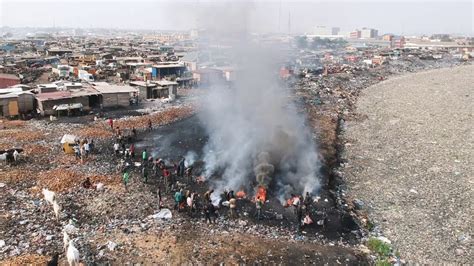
[236,190,246,199]
[255,186,267,202]
[285,198,294,207]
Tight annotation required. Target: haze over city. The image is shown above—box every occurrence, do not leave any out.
[1,0,473,35]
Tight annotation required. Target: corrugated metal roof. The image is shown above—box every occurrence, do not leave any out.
[36,91,72,101]
[0,93,18,99]
[93,84,138,94]
[152,63,186,69]
[154,80,178,86]
[0,87,23,94]
[0,73,20,80]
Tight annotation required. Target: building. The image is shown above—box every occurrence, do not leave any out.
[0,74,20,89]
[349,30,361,39]
[347,38,391,48]
[151,63,187,80]
[12,91,35,114]
[0,94,19,117]
[314,26,340,36]
[129,81,158,99]
[193,68,225,87]
[382,34,394,41]
[361,28,378,39]
[35,87,100,116]
[153,80,178,99]
[91,82,139,108]
[0,91,35,117]
[46,48,73,56]
[392,36,406,48]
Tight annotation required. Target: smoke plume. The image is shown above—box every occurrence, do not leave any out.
[197,2,321,199]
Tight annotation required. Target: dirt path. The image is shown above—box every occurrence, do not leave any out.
[342,65,473,263]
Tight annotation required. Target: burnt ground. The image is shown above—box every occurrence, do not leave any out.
[133,115,361,243]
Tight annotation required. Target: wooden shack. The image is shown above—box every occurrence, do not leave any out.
[0,94,19,117]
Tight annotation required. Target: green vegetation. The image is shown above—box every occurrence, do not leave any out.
[367,237,392,258]
[311,37,348,49]
[296,36,308,49]
[375,258,392,266]
[295,35,348,50]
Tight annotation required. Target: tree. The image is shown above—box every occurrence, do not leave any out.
[296,36,308,49]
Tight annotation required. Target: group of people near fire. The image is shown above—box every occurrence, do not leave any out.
[102,117,318,232]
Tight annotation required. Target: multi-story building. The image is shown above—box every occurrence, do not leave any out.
[361,28,378,39]
[349,30,361,39]
[392,36,406,48]
[314,26,340,36]
[382,34,394,41]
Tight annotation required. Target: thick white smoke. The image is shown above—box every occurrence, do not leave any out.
[197,2,321,198]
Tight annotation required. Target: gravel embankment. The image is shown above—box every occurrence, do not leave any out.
[342,65,473,264]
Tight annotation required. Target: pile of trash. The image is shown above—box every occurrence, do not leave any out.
[0,129,44,142]
[115,106,195,130]
[0,169,33,184]
[76,126,114,139]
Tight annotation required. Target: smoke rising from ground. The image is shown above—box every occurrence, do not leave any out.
[198,2,321,198]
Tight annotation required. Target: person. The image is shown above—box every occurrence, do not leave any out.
[108,118,113,130]
[148,119,152,131]
[157,188,162,210]
[204,201,216,224]
[116,127,122,137]
[185,166,193,183]
[84,141,90,157]
[129,143,135,158]
[82,177,92,189]
[123,171,130,191]
[89,139,94,153]
[132,127,137,139]
[255,198,263,220]
[291,194,300,215]
[219,189,228,207]
[296,203,303,233]
[142,165,148,183]
[187,193,194,215]
[153,159,161,178]
[303,192,312,210]
[142,149,148,163]
[174,189,183,211]
[79,145,85,163]
[121,142,126,154]
[113,142,120,155]
[163,168,171,193]
[178,157,185,177]
[73,145,81,160]
[229,196,237,219]
[204,189,214,202]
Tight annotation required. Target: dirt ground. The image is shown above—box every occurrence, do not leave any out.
[342,65,473,264]
[0,90,366,264]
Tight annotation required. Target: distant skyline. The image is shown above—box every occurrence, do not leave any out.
[0,0,472,36]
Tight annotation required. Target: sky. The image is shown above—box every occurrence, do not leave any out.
[0,0,472,36]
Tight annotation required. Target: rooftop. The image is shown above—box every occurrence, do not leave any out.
[92,83,138,94]
[0,73,20,80]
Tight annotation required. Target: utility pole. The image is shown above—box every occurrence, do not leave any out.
[278,0,282,33]
[288,12,291,36]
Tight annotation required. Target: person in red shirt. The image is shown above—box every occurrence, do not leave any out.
[129,143,135,158]
[108,118,113,129]
[163,168,171,193]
